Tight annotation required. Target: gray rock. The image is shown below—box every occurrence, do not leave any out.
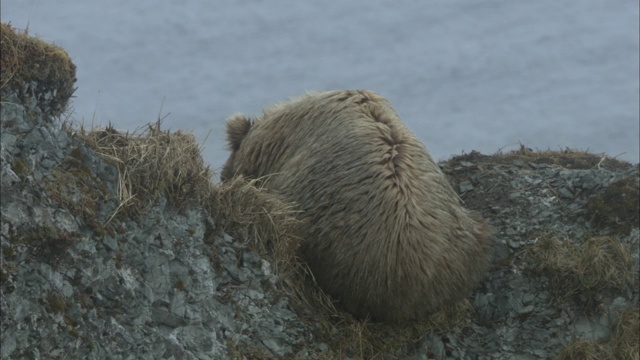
[459,180,474,193]
[558,187,574,198]
[1,79,638,359]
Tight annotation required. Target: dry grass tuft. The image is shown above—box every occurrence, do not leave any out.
[447,145,633,171]
[611,307,640,360]
[212,175,302,277]
[556,339,611,360]
[0,22,76,116]
[318,301,470,359]
[587,176,640,235]
[526,235,636,309]
[556,306,639,360]
[78,122,214,219]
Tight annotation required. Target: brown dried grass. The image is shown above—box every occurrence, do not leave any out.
[526,235,636,307]
[1,22,76,116]
[78,121,214,220]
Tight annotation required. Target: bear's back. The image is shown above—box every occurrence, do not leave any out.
[223,90,492,321]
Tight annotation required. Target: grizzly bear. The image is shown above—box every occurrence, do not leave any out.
[221,90,492,322]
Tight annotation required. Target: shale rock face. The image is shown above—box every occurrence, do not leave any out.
[0,83,312,358]
[428,152,639,359]
[1,23,638,359]
[0,24,317,359]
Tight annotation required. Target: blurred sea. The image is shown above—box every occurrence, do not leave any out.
[2,0,638,176]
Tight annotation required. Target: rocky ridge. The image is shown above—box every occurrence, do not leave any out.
[1,24,638,359]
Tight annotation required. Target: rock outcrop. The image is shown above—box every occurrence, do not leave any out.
[1,23,638,359]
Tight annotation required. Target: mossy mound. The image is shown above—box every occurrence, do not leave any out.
[587,176,640,235]
[556,308,639,360]
[1,22,76,117]
[448,146,633,171]
[525,234,636,309]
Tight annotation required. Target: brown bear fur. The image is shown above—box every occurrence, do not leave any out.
[221,90,492,322]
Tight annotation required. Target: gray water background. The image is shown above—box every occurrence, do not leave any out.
[2,1,638,177]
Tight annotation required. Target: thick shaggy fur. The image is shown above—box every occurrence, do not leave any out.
[221,90,492,322]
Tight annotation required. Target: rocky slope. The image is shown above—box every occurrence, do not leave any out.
[1,23,638,359]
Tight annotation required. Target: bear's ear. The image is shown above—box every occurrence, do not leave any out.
[225,114,253,151]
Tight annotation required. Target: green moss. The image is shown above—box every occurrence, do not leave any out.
[75,293,95,310]
[174,280,187,292]
[0,248,16,284]
[47,292,68,314]
[69,147,85,161]
[0,262,15,298]
[61,158,92,177]
[62,146,93,177]
[45,166,112,237]
[587,176,640,235]
[2,119,17,128]
[64,314,79,328]
[83,337,94,352]
[11,158,28,179]
[114,252,123,269]
[87,218,106,237]
[3,245,16,260]
[0,266,9,284]
[63,313,81,338]
[67,326,80,338]
[16,224,79,265]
